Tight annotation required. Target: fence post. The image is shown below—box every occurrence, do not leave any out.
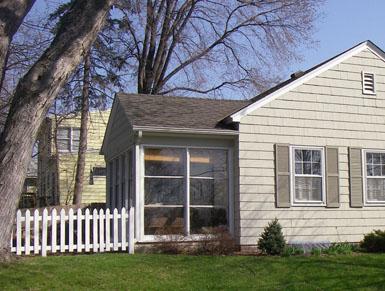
[25,210,31,255]
[41,208,48,257]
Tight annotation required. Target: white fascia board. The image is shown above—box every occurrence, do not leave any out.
[230,41,385,122]
[132,125,239,136]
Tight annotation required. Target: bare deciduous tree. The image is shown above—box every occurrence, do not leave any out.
[0,0,114,259]
[110,0,322,97]
[73,50,91,205]
[0,0,35,91]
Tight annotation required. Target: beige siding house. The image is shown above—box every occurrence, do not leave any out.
[38,110,110,206]
[102,40,385,249]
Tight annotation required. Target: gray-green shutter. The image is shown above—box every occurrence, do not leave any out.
[275,144,290,208]
[325,146,340,208]
[349,147,363,208]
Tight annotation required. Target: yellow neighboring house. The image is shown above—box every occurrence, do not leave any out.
[37,110,110,207]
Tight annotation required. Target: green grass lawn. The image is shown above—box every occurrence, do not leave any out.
[1,253,385,290]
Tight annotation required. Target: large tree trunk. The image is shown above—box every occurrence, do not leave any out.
[0,0,113,257]
[0,0,35,92]
[73,51,91,205]
[53,110,61,206]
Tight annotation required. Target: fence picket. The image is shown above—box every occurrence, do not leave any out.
[99,209,105,252]
[51,209,57,254]
[33,209,39,254]
[10,229,14,253]
[93,209,98,252]
[121,207,126,251]
[68,209,74,252]
[16,210,22,255]
[128,207,134,254]
[113,208,118,251]
[25,210,31,255]
[60,209,66,253]
[77,209,82,253]
[105,208,111,251]
[41,208,48,257]
[85,209,90,252]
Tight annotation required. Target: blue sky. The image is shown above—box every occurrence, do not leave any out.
[290,0,385,75]
[33,0,385,96]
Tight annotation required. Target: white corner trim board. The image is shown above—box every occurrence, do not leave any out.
[230,41,385,122]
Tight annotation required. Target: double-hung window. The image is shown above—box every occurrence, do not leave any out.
[57,127,80,152]
[364,151,385,204]
[143,147,229,236]
[291,146,325,205]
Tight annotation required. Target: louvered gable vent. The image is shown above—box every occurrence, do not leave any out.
[362,71,376,95]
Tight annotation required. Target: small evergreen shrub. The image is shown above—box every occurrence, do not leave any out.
[257,218,286,255]
[360,230,385,253]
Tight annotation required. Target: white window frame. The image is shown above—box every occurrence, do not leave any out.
[290,145,326,206]
[362,71,376,96]
[57,127,80,153]
[362,149,385,206]
[138,144,233,242]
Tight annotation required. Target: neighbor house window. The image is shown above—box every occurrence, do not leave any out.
[143,147,229,236]
[364,151,385,204]
[291,146,325,205]
[57,127,80,152]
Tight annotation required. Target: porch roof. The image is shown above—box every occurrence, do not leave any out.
[116,93,250,131]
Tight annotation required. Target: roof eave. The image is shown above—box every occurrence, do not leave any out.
[132,125,239,136]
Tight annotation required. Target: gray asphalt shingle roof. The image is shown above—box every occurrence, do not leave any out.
[116,93,250,130]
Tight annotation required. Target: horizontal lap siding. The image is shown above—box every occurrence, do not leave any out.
[237,49,385,245]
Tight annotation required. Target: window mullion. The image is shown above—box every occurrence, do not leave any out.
[185,148,190,236]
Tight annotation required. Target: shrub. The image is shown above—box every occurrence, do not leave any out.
[310,248,322,256]
[194,226,237,255]
[323,242,355,255]
[154,227,187,254]
[154,226,236,255]
[257,218,286,255]
[282,245,304,257]
[360,230,385,253]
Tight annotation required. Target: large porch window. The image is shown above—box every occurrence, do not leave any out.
[144,147,229,236]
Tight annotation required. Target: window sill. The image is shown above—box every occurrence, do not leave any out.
[138,233,223,243]
[291,202,326,207]
[364,202,385,207]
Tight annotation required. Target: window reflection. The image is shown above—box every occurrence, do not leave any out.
[144,147,229,235]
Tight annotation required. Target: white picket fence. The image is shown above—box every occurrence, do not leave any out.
[10,207,135,256]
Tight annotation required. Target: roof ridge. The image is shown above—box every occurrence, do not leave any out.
[117,92,248,103]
